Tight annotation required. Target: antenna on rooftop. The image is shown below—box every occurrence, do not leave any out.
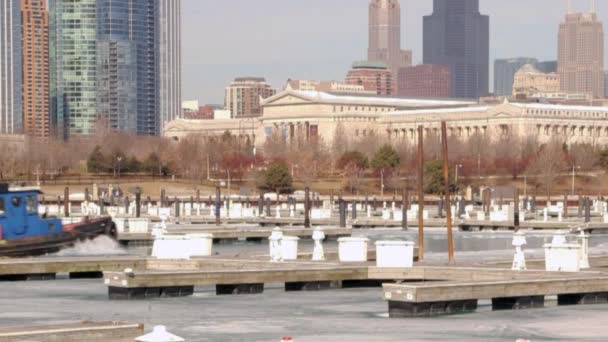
[568,0,573,14]
[590,0,596,13]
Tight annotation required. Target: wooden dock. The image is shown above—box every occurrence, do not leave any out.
[0,321,143,342]
[117,226,352,244]
[0,256,146,280]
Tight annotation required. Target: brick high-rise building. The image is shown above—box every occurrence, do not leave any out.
[21,0,50,137]
[368,0,412,85]
[225,77,276,118]
[397,64,451,98]
[558,1,604,98]
[423,0,489,99]
[345,61,394,96]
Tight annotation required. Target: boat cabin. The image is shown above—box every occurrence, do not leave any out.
[0,184,63,241]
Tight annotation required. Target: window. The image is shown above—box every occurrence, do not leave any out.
[0,198,4,216]
[11,197,20,207]
[26,196,37,214]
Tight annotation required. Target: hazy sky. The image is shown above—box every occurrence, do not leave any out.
[182,0,608,104]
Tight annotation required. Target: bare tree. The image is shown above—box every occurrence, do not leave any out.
[527,138,567,198]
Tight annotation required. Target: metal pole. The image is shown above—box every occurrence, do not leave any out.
[215,186,221,225]
[135,189,141,218]
[304,187,311,228]
[514,188,520,230]
[571,165,575,196]
[417,125,425,261]
[339,197,346,228]
[402,188,408,231]
[64,187,69,218]
[441,122,455,263]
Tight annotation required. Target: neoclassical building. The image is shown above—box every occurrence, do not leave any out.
[164,87,608,148]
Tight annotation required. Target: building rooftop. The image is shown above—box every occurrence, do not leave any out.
[351,60,389,70]
[262,88,476,108]
[233,77,267,83]
[511,102,608,112]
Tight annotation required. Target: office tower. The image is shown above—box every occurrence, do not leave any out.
[97,0,156,135]
[535,61,558,74]
[225,77,276,118]
[558,1,604,98]
[605,71,608,98]
[158,0,182,133]
[368,0,411,84]
[21,0,50,137]
[512,64,560,97]
[398,64,451,98]
[494,58,538,96]
[50,0,97,138]
[423,0,489,99]
[0,0,22,134]
[345,61,394,96]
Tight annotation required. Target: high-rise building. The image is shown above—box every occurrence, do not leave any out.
[605,71,608,98]
[96,0,157,135]
[368,0,411,85]
[50,0,97,138]
[397,64,451,98]
[536,61,558,74]
[0,0,23,134]
[345,61,394,96]
[494,58,538,96]
[225,77,276,118]
[286,80,374,95]
[158,0,182,134]
[21,0,50,138]
[513,64,560,97]
[558,2,604,98]
[423,0,489,99]
[50,0,181,138]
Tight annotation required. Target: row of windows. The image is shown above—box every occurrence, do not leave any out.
[333,105,393,113]
[526,109,608,118]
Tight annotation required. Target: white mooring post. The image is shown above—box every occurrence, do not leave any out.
[579,231,590,269]
[511,231,527,271]
[312,228,326,261]
[135,325,184,342]
[269,227,284,262]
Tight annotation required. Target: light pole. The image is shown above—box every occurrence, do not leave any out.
[523,175,527,198]
[380,169,385,198]
[571,165,580,196]
[116,156,122,180]
[455,164,463,194]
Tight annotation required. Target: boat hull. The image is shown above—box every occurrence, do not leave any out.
[0,217,115,257]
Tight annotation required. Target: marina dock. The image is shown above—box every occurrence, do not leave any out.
[0,321,143,342]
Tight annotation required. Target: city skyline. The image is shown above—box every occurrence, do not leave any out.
[182,0,608,104]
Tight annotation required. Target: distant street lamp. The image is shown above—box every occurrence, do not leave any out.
[380,169,385,198]
[117,156,123,180]
[455,164,463,193]
[571,165,581,196]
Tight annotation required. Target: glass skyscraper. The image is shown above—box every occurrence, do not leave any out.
[0,0,23,134]
[50,0,181,138]
[158,0,181,135]
[50,0,98,138]
[494,58,538,96]
[423,0,489,99]
[97,0,156,134]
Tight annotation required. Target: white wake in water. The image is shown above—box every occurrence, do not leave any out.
[56,235,129,256]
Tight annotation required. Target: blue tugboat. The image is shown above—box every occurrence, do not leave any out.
[0,184,115,257]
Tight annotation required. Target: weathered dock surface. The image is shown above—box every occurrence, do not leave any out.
[117,226,352,243]
[0,256,146,280]
[0,321,143,342]
[382,255,608,318]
